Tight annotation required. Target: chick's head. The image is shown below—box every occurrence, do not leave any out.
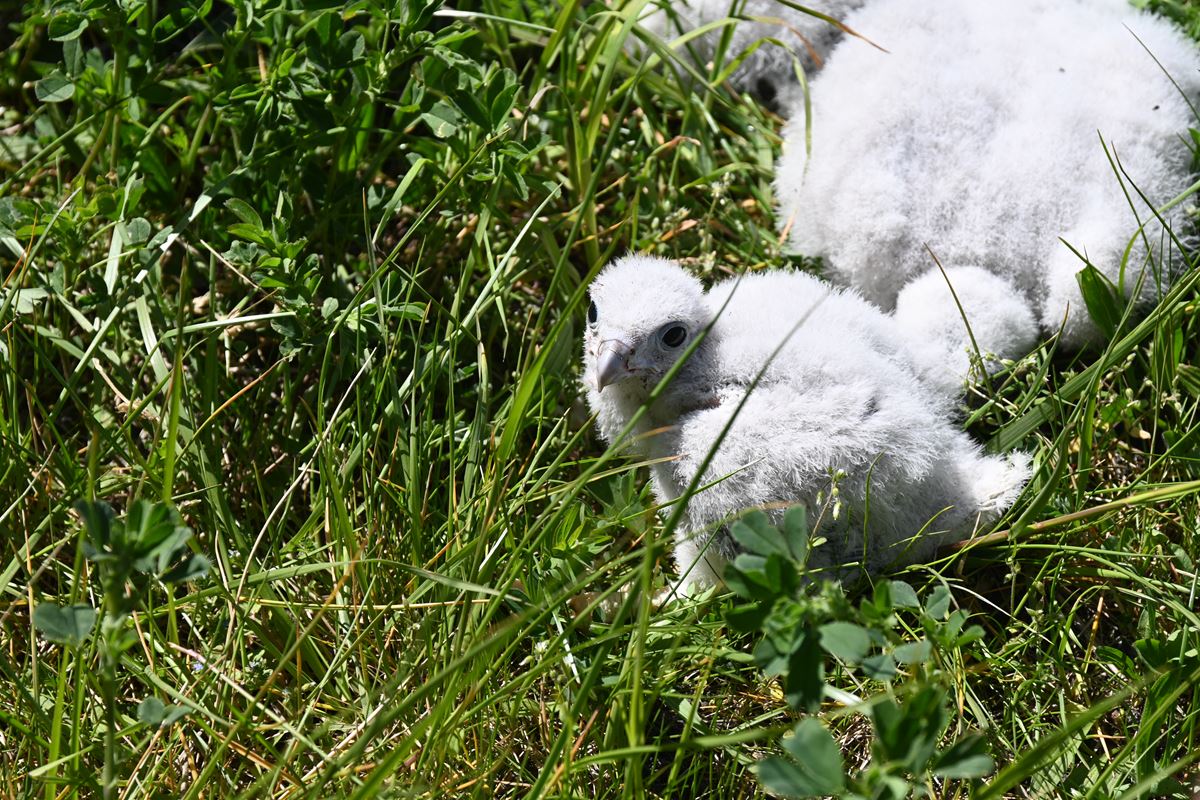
[584,256,709,395]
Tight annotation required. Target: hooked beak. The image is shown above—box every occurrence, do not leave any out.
[594,339,634,391]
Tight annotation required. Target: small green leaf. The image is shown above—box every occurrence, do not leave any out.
[125,501,182,553]
[1075,264,1123,338]
[488,80,519,128]
[756,718,846,797]
[7,287,48,315]
[1172,545,1194,572]
[889,580,921,609]
[782,719,846,792]
[861,652,898,681]
[163,705,190,725]
[754,758,809,799]
[932,733,994,778]
[725,601,771,633]
[124,217,152,245]
[142,525,193,573]
[33,603,96,646]
[925,585,951,620]
[385,303,426,321]
[35,72,76,104]
[225,198,263,229]
[893,639,932,664]
[783,634,825,713]
[944,609,969,640]
[337,30,366,65]
[871,687,950,772]
[955,624,986,647]
[321,297,339,318]
[1134,637,1169,670]
[138,696,166,725]
[48,12,89,41]
[781,505,809,562]
[452,90,490,129]
[153,0,212,41]
[228,223,272,246]
[1095,645,1140,678]
[725,554,772,600]
[753,637,789,678]
[729,510,786,558]
[75,501,115,549]
[869,580,893,615]
[819,621,871,664]
[160,553,210,584]
[420,101,462,138]
[139,696,191,727]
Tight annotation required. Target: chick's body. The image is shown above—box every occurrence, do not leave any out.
[584,257,1030,591]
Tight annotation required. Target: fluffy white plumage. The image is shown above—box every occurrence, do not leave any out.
[893,267,1039,398]
[646,0,1200,350]
[584,256,1031,591]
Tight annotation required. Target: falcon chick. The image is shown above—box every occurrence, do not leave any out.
[584,256,1031,593]
[644,0,1200,350]
[775,0,1200,349]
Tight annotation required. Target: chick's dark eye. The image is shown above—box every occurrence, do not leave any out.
[661,324,687,348]
[587,301,598,324]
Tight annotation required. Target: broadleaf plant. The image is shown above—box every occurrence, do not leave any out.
[725,509,995,798]
[33,500,209,800]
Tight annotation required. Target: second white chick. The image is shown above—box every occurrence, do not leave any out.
[776,0,1200,349]
[584,255,1031,593]
[643,0,1200,351]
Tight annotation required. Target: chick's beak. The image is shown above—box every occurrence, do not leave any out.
[594,339,634,391]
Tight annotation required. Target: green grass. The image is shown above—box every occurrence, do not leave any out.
[2,0,1200,797]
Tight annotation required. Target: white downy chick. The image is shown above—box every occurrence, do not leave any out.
[584,255,1031,593]
[775,0,1200,349]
